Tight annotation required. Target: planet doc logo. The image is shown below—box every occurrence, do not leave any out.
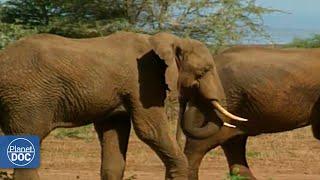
[0,136,40,168]
[7,138,35,166]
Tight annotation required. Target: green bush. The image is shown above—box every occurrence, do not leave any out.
[0,22,38,49]
[227,174,250,180]
[51,125,95,140]
[0,0,277,51]
[286,34,320,48]
[0,19,134,50]
[46,18,133,38]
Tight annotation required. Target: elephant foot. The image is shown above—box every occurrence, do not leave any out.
[184,136,221,180]
[165,162,188,180]
[165,174,188,180]
[187,168,199,180]
[230,165,257,180]
[13,168,40,180]
[221,135,257,179]
[101,169,124,180]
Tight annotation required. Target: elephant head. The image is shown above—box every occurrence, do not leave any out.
[149,32,247,139]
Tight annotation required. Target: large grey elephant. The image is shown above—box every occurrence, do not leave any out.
[0,32,245,180]
[177,46,320,179]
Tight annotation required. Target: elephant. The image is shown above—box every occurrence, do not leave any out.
[0,31,246,180]
[177,46,320,179]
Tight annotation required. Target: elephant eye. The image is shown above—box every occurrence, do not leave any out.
[196,69,208,79]
[195,73,202,79]
[196,65,213,79]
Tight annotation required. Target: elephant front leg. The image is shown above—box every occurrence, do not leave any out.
[184,136,221,180]
[131,107,188,180]
[94,112,131,180]
[221,135,256,180]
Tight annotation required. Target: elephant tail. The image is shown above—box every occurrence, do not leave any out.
[311,99,320,140]
[311,118,320,140]
[312,124,320,140]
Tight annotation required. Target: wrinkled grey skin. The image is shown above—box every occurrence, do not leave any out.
[180,46,320,180]
[0,32,226,180]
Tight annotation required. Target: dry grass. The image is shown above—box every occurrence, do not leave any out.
[44,125,320,179]
[1,121,320,180]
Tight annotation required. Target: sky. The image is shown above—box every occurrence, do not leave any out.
[254,0,320,43]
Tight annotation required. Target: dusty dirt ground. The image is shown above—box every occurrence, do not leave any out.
[1,126,320,180]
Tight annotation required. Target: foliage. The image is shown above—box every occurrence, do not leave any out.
[0,0,277,51]
[0,22,38,49]
[286,34,320,48]
[246,151,261,158]
[51,125,95,140]
[45,18,132,38]
[0,0,57,26]
[225,167,250,180]
[0,0,134,38]
[152,0,278,52]
[227,173,250,180]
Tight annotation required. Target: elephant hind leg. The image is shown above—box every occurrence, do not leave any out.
[2,108,55,180]
[221,135,257,180]
[94,111,131,180]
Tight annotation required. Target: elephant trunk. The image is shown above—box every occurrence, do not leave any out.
[180,101,220,139]
[180,70,247,139]
[181,100,242,139]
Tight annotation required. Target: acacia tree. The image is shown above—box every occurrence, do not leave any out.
[0,0,277,50]
[0,0,58,25]
[124,0,277,51]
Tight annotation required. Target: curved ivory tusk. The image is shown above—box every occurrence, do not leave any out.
[223,122,237,128]
[212,101,248,122]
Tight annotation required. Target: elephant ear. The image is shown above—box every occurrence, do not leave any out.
[149,32,183,93]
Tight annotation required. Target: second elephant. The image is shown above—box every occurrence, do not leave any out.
[180,46,320,179]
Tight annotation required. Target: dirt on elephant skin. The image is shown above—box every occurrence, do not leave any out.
[1,126,320,180]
